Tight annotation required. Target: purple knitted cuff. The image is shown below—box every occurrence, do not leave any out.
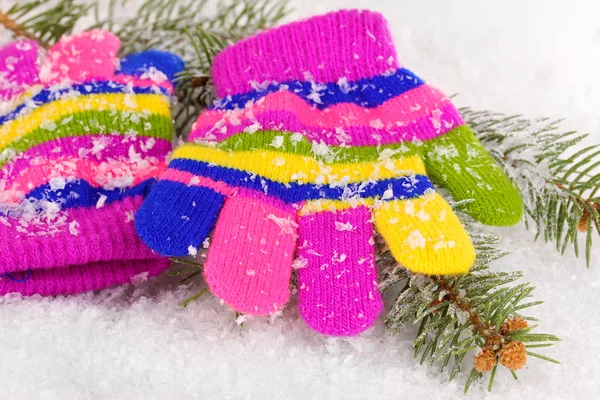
[0,258,169,297]
[212,9,399,96]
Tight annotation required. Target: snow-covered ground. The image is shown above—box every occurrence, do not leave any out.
[0,0,599,399]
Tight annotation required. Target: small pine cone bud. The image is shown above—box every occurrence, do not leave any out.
[499,341,527,371]
[473,348,497,372]
[485,334,503,349]
[500,317,529,335]
[578,210,590,232]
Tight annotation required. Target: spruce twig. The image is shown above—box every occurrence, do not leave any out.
[462,108,600,267]
[379,210,560,393]
[0,8,48,47]
[3,0,93,47]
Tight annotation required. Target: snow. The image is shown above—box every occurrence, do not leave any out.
[0,0,599,398]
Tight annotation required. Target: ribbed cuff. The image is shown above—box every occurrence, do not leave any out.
[0,258,169,296]
[212,9,399,97]
[0,196,161,274]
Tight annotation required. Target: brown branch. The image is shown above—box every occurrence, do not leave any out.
[432,276,501,344]
[0,9,49,48]
[432,275,528,372]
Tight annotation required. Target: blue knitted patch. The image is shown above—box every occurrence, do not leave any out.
[135,182,225,256]
[119,50,185,82]
[211,68,424,110]
[2,179,156,214]
[167,158,433,203]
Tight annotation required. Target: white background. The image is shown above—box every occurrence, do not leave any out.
[0,1,599,399]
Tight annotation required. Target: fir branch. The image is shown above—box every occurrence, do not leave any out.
[379,211,560,393]
[92,0,291,137]
[0,7,48,47]
[2,0,92,47]
[462,108,600,267]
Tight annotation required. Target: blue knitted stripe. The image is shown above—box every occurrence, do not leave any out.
[0,179,156,215]
[211,68,424,110]
[167,158,433,203]
[0,81,171,126]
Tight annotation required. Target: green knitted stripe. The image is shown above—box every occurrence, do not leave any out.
[0,110,172,168]
[208,126,522,226]
[211,127,432,162]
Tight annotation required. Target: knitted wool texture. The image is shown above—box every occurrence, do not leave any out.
[136,10,523,336]
[0,30,184,296]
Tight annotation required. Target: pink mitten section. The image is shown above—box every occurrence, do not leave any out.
[297,207,383,336]
[203,194,298,315]
[40,30,120,84]
[0,40,39,100]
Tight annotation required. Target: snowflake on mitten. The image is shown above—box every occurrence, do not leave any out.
[135,10,522,336]
[0,30,183,296]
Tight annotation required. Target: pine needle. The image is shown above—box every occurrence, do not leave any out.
[462,108,600,267]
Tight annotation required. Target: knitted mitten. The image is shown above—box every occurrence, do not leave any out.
[136,10,522,335]
[0,30,183,296]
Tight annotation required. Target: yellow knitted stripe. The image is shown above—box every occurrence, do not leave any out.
[299,199,376,215]
[0,93,171,146]
[172,144,427,185]
[373,192,475,275]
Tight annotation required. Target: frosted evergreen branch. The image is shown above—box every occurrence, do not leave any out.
[461,108,600,267]
[0,7,48,47]
[378,212,559,393]
[2,0,92,47]
[91,0,290,137]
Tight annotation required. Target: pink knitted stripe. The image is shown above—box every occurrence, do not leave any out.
[190,103,463,146]
[191,85,456,138]
[297,206,383,335]
[204,195,297,315]
[1,158,166,203]
[109,75,175,92]
[0,196,158,273]
[159,169,237,197]
[2,136,171,184]
[212,10,399,97]
[0,258,169,296]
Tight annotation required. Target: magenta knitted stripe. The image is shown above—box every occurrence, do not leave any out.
[0,196,157,273]
[296,206,383,336]
[2,135,171,185]
[0,258,168,296]
[212,9,399,97]
[190,103,463,146]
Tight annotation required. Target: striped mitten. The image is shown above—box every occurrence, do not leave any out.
[136,10,522,335]
[0,30,183,296]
